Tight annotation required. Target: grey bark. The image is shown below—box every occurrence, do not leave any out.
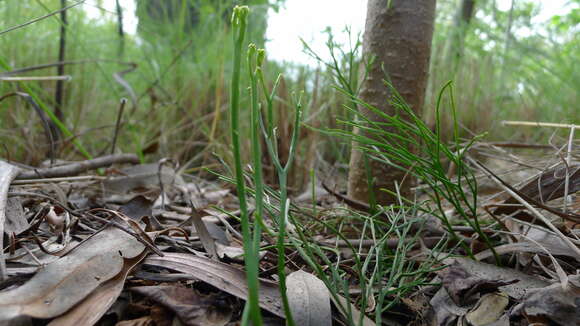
[347,0,437,205]
[55,0,67,122]
[450,0,476,66]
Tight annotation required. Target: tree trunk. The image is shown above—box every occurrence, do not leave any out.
[54,0,67,122]
[347,0,437,205]
[115,0,125,57]
[448,0,477,72]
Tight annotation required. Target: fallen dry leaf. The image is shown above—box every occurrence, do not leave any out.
[119,195,154,221]
[0,226,146,322]
[443,257,549,300]
[493,164,580,219]
[47,251,149,326]
[143,252,284,318]
[464,292,509,326]
[429,286,469,326]
[516,283,580,326]
[439,261,517,306]
[286,270,331,326]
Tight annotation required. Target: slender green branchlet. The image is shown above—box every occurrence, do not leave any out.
[257,49,266,67]
[230,6,263,326]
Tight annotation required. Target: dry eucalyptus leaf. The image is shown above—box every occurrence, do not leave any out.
[429,286,470,326]
[439,262,517,306]
[47,252,148,326]
[0,226,145,321]
[286,270,331,326]
[119,195,154,221]
[493,164,580,218]
[215,242,244,261]
[517,283,580,326]
[443,257,549,300]
[465,292,509,326]
[144,252,284,318]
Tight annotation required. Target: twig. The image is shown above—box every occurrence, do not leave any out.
[112,63,138,108]
[501,120,580,129]
[87,209,164,257]
[0,76,71,81]
[111,98,127,154]
[321,182,372,212]
[563,126,576,212]
[318,236,456,250]
[0,0,85,36]
[115,0,125,56]
[487,142,555,149]
[16,153,139,179]
[11,175,104,185]
[0,59,133,76]
[55,0,68,122]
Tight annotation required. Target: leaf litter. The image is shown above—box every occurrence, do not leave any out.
[0,138,579,325]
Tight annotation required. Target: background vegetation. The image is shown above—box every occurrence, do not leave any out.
[0,0,578,181]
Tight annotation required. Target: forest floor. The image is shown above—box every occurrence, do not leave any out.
[0,138,579,326]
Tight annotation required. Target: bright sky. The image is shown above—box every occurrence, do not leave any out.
[86,0,572,65]
[265,0,367,66]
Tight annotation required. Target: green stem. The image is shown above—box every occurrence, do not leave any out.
[248,45,266,250]
[230,6,262,326]
[277,173,295,326]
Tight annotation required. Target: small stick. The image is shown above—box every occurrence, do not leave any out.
[0,76,72,81]
[0,0,85,36]
[15,153,139,179]
[501,120,580,129]
[11,175,105,185]
[111,98,127,154]
[487,142,554,149]
[563,126,576,213]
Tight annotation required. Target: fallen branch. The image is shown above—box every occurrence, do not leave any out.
[15,154,139,179]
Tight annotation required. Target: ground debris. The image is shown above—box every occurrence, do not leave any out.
[0,141,579,325]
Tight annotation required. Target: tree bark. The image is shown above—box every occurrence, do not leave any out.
[55,0,67,122]
[347,0,437,205]
[446,0,476,73]
[115,0,125,57]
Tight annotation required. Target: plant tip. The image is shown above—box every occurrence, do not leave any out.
[231,5,250,26]
[257,49,266,67]
[248,43,257,54]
